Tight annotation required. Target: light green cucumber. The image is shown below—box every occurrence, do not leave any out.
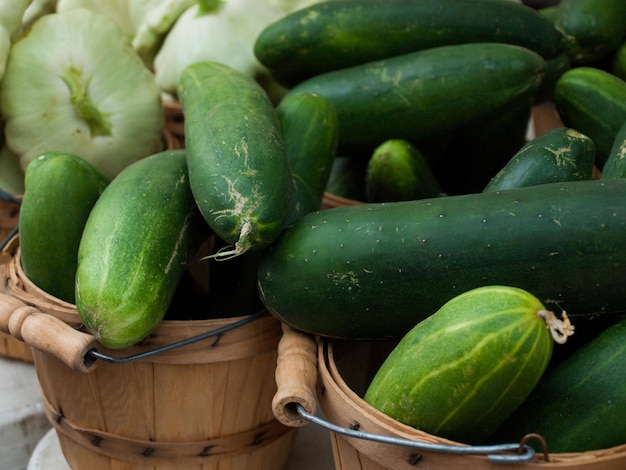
[364,285,564,444]
[365,139,443,203]
[18,151,111,303]
[76,149,198,349]
[483,127,595,192]
[178,61,292,257]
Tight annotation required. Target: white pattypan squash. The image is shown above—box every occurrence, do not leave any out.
[0,8,164,178]
[153,0,284,94]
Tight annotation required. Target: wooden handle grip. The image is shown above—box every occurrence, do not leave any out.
[0,293,99,373]
[272,323,318,427]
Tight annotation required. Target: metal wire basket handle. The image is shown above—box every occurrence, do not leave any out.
[271,324,541,465]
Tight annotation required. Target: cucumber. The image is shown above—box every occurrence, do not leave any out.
[76,149,198,349]
[288,43,546,156]
[554,67,626,168]
[492,316,626,453]
[18,151,111,303]
[254,0,564,86]
[258,178,626,340]
[276,92,339,224]
[483,127,595,192]
[364,285,560,445]
[365,139,443,203]
[554,0,626,66]
[178,61,292,257]
[601,120,626,179]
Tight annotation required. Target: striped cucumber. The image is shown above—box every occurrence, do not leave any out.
[364,285,569,445]
[178,61,292,257]
[76,149,198,349]
[365,139,443,202]
[483,127,595,192]
[254,0,564,86]
[288,43,546,156]
[18,151,111,303]
[276,91,339,224]
[554,66,626,168]
[258,178,626,339]
[492,315,626,453]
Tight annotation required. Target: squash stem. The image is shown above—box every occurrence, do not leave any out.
[59,64,112,138]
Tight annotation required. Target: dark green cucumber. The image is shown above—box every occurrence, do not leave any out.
[483,127,595,192]
[276,92,339,224]
[178,61,292,257]
[554,0,626,66]
[492,316,626,453]
[601,120,626,179]
[288,43,546,156]
[76,149,197,349]
[18,151,111,303]
[254,0,564,86]
[365,139,443,203]
[364,285,559,445]
[554,66,626,168]
[258,178,626,340]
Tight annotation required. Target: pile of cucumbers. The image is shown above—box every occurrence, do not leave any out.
[253,0,626,455]
[13,0,626,456]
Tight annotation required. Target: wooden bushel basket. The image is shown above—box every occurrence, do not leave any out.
[0,235,297,470]
[1,196,33,363]
[273,326,626,470]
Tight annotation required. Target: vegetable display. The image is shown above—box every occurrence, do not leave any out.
[3,0,626,461]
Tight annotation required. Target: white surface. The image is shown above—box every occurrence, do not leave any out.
[26,430,69,470]
[0,357,51,470]
[28,416,336,470]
